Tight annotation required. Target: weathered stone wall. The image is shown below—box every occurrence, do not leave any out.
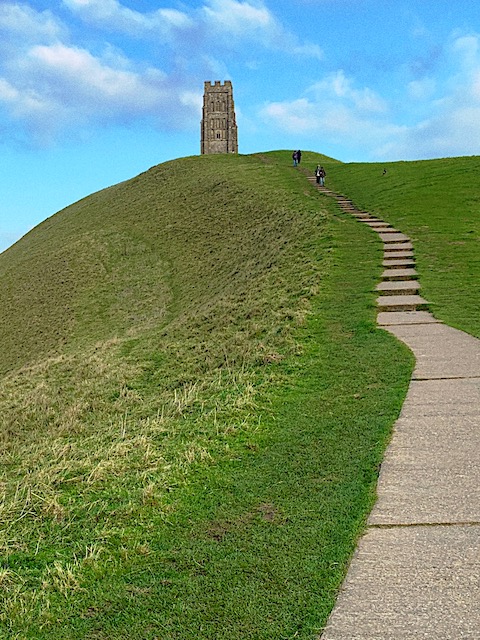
[201,81,238,155]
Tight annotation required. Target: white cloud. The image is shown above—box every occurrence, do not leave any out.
[0,3,64,42]
[260,30,480,161]
[63,0,322,59]
[308,71,388,113]
[29,43,164,105]
[201,0,323,57]
[407,77,436,101]
[62,0,193,38]
[0,78,19,103]
[0,1,322,144]
[262,94,402,148]
[65,0,286,46]
[0,40,201,143]
[0,3,204,143]
[260,71,395,158]
[0,1,326,145]
[451,34,479,69]
[262,99,316,134]
[292,43,323,59]
[202,0,277,37]
[380,32,480,159]
[377,105,480,160]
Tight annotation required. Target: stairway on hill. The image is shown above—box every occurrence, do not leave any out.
[308,179,430,318]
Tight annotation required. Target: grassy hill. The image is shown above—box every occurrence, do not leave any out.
[0,150,423,638]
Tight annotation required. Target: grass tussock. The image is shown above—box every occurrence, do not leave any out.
[0,151,415,638]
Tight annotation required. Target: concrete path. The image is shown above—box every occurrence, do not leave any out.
[308,180,480,639]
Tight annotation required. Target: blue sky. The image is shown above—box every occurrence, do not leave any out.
[1,0,480,252]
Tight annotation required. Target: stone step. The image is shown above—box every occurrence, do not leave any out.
[373,227,401,234]
[384,242,414,252]
[382,268,418,281]
[364,222,393,229]
[380,232,411,243]
[376,295,429,312]
[376,281,421,295]
[382,259,415,268]
[377,311,440,326]
[384,250,414,259]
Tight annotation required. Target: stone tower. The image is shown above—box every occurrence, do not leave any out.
[201,80,238,155]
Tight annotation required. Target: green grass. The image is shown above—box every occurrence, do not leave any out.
[321,156,480,338]
[1,150,414,638]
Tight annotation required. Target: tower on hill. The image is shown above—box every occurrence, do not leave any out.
[201,81,238,155]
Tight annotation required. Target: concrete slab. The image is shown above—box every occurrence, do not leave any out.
[321,525,480,640]
[384,242,414,251]
[384,323,480,379]
[382,259,416,267]
[376,295,429,311]
[376,281,421,294]
[369,414,480,525]
[400,378,480,418]
[380,232,411,243]
[384,250,414,259]
[377,311,440,325]
[364,221,391,227]
[382,268,418,280]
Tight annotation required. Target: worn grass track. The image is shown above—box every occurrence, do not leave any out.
[0,151,413,639]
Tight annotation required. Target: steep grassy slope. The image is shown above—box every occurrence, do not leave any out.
[1,153,306,372]
[322,156,480,338]
[0,152,412,639]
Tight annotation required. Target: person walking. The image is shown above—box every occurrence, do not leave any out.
[320,166,326,186]
[297,150,302,165]
[292,150,299,167]
[315,165,326,186]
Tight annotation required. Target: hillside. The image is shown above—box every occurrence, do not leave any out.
[0,151,413,639]
[323,156,480,338]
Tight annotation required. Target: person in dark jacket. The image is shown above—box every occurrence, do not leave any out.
[315,165,326,186]
[319,166,326,185]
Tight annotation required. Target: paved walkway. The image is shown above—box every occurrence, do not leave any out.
[308,180,480,639]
